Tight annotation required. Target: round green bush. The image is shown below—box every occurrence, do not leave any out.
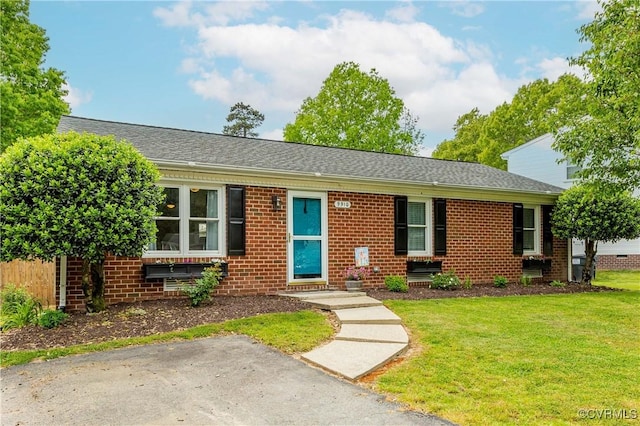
[384,275,409,293]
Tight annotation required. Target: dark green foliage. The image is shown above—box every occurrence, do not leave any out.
[181,265,223,307]
[493,276,509,288]
[0,132,163,312]
[430,270,461,290]
[384,275,409,293]
[222,102,265,138]
[38,309,69,329]
[552,184,640,285]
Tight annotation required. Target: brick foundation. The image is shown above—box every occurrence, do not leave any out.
[595,254,640,270]
[58,187,568,311]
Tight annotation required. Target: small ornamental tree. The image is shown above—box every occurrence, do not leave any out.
[551,185,640,285]
[0,132,163,312]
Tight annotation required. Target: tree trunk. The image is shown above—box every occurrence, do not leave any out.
[582,239,597,286]
[90,261,107,312]
[81,258,107,313]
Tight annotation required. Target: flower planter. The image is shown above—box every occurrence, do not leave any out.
[143,262,228,280]
[345,280,363,292]
[522,259,552,272]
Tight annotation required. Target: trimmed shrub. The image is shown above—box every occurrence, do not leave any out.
[385,275,409,293]
[431,270,461,290]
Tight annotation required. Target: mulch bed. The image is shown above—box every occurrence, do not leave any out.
[1,283,617,352]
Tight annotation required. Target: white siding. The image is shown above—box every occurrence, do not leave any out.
[504,133,640,257]
[502,134,573,189]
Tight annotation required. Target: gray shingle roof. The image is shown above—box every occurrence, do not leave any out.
[57,116,563,195]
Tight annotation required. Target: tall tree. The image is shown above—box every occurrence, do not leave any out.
[432,108,487,162]
[0,0,70,152]
[433,74,586,168]
[552,0,640,190]
[552,184,640,285]
[0,132,163,312]
[222,102,264,138]
[283,61,423,155]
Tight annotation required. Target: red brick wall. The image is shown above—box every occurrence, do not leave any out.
[58,188,568,311]
[596,254,640,270]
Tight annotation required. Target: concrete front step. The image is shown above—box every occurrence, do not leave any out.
[334,305,402,324]
[279,290,366,300]
[301,340,407,381]
[336,323,409,344]
[302,296,382,310]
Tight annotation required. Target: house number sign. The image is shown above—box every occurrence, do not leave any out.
[334,201,351,209]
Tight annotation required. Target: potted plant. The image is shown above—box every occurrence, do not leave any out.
[344,265,370,291]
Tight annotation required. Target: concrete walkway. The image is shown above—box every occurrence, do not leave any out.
[282,291,409,381]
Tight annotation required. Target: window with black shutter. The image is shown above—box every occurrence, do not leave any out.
[513,203,524,255]
[227,186,246,255]
[542,205,553,256]
[394,196,408,255]
[434,199,447,255]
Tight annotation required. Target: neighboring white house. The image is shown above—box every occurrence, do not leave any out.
[501,133,640,272]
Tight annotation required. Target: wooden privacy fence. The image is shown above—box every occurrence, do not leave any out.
[0,259,56,307]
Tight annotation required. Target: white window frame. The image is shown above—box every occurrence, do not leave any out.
[523,205,540,255]
[144,183,225,258]
[407,198,432,257]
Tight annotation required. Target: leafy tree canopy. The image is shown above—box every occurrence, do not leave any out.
[552,184,640,285]
[0,132,163,311]
[433,74,587,168]
[552,0,640,191]
[283,61,423,155]
[222,102,265,138]
[0,0,70,152]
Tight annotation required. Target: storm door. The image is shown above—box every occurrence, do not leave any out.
[287,191,328,284]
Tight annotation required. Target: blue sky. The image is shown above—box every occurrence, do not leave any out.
[31,0,598,155]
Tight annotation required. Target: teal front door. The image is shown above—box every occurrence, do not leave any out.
[287,191,327,284]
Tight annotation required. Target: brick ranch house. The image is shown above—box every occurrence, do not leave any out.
[56,116,569,312]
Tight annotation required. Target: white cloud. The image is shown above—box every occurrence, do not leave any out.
[575,1,600,20]
[385,1,420,23]
[155,2,523,136]
[63,83,93,110]
[154,0,269,27]
[442,1,485,18]
[260,128,284,141]
[536,57,582,81]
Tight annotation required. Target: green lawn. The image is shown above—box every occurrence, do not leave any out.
[377,292,640,425]
[593,269,640,291]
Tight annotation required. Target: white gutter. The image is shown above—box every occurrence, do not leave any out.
[58,255,67,311]
[567,238,573,282]
[151,159,564,201]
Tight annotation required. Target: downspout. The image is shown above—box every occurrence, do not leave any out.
[58,255,67,311]
[567,239,572,282]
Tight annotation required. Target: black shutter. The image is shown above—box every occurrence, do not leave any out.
[542,205,553,256]
[434,199,447,255]
[394,196,408,255]
[227,186,246,256]
[513,203,524,255]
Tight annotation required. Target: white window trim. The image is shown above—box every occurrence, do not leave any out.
[523,205,541,255]
[144,183,225,258]
[408,198,432,257]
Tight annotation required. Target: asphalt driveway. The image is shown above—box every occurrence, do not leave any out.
[1,335,452,425]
